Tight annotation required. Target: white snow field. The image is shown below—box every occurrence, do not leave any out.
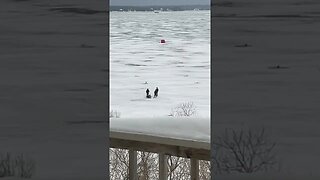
[110,10,210,118]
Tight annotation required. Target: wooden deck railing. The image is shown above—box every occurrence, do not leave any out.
[110,131,210,180]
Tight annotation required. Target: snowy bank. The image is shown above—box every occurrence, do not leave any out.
[110,117,210,149]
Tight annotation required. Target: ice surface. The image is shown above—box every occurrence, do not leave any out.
[110,11,210,118]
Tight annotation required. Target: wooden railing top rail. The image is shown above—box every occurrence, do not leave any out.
[110,130,210,161]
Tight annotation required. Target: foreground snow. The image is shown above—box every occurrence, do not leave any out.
[110,117,210,143]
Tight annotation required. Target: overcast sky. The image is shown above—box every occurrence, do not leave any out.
[110,0,210,6]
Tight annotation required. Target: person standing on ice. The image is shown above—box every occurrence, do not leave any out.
[146,88,151,98]
[154,87,159,98]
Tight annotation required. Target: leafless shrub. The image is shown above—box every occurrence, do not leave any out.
[166,156,210,180]
[212,128,277,174]
[169,102,196,117]
[109,149,210,180]
[199,160,211,180]
[109,148,129,179]
[0,153,15,177]
[137,152,158,180]
[0,152,35,178]
[109,149,159,180]
[167,156,190,180]
[15,154,36,178]
[109,110,121,118]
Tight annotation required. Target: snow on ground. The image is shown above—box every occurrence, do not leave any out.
[110,117,210,143]
[110,11,210,118]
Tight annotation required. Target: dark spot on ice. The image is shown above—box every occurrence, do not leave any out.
[194,52,205,55]
[49,7,104,15]
[125,63,147,67]
[80,44,95,48]
[191,65,209,68]
[130,51,145,55]
[234,43,252,47]
[172,61,184,64]
[268,65,289,69]
[174,48,186,52]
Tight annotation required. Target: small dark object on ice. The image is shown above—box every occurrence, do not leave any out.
[80,44,95,48]
[146,88,151,98]
[268,65,289,69]
[234,43,251,47]
[154,87,159,98]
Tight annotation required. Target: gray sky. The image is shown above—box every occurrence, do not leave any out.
[110,0,210,6]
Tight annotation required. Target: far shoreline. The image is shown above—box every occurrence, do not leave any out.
[110,5,210,12]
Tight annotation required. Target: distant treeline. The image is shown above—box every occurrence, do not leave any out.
[110,5,210,11]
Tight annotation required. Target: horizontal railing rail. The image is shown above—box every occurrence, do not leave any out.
[110,130,210,180]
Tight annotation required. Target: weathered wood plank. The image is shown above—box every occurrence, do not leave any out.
[191,158,199,180]
[159,153,168,180]
[110,131,210,150]
[129,150,137,180]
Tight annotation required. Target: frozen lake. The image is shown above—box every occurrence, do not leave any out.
[110,11,210,118]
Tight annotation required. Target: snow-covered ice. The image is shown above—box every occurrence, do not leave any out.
[110,11,210,118]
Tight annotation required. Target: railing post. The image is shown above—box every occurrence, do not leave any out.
[129,149,137,180]
[159,153,167,180]
[191,158,199,180]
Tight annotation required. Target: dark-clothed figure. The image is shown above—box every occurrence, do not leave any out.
[154,87,159,98]
[146,88,151,98]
